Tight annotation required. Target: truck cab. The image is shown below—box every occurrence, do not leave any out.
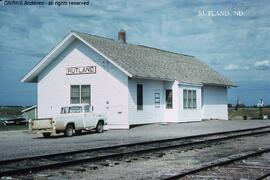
[29,104,107,137]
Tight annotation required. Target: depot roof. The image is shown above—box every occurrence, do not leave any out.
[21,31,235,87]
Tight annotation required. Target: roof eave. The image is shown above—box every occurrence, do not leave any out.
[202,82,237,88]
[131,76,175,82]
[21,32,75,83]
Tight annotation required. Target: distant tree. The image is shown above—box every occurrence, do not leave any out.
[238,104,246,108]
[228,104,232,108]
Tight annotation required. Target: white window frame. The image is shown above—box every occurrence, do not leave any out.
[70,84,91,105]
[183,89,197,109]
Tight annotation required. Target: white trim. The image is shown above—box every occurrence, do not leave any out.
[22,105,37,113]
[72,33,133,77]
[21,33,74,82]
[178,82,203,87]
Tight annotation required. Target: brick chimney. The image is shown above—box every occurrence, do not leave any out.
[118,29,126,43]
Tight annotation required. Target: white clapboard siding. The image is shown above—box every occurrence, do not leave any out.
[38,39,129,128]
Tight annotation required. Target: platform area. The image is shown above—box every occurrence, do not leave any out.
[0,119,270,160]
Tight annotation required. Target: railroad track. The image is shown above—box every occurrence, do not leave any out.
[163,148,270,180]
[1,125,270,177]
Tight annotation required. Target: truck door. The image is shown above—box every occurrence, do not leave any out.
[83,105,95,128]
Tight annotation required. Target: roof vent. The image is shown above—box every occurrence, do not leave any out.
[118,30,126,43]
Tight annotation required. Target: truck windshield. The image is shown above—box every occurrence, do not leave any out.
[61,106,82,114]
[61,107,69,114]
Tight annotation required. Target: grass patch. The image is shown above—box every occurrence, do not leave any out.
[229,107,270,120]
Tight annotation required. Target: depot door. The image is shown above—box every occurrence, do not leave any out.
[153,90,162,121]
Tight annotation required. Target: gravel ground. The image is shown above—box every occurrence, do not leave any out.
[0,120,270,160]
[13,130,270,179]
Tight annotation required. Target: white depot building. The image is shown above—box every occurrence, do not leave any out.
[22,30,235,129]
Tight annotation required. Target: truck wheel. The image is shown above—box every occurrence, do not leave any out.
[42,133,51,138]
[65,124,74,137]
[96,121,104,133]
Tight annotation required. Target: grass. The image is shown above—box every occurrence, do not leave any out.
[0,106,25,116]
[229,107,270,120]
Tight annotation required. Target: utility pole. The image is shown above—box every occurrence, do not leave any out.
[257,99,264,119]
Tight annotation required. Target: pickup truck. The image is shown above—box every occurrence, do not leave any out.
[29,104,107,137]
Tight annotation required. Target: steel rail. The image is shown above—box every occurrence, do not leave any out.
[1,125,270,177]
[163,148,270,180]
[256,172,270,180]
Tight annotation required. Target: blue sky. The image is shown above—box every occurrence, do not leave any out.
[0,0,269,106]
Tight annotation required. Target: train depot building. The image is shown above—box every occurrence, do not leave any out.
[21,30,235,129]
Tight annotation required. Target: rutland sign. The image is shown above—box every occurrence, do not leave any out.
[66,66,96,75]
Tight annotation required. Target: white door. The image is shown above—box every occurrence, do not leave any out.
[154,90,163,121]
[106,105,124,125]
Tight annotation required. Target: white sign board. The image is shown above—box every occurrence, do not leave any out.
[66,66,96,75]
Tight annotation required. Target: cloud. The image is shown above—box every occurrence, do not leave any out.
[254,60,270,70]
[1,0,270,105]
[225,60,270,71]
[224,64,250,71]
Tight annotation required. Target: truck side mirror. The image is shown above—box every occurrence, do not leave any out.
[92,106,94,111]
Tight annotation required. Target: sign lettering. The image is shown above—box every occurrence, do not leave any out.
[66,66,96,75]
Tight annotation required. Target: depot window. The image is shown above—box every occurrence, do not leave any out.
[70,85,91,105]
[137,84,143,110]
[183,89,196,109]
[166,90,173,109]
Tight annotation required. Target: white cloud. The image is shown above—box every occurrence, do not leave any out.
[254,60,270,70]
[224,64,250,71]
[225,60,270,71]
[225,64,240,70]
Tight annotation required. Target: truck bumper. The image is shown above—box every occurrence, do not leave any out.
[30,129,56,134]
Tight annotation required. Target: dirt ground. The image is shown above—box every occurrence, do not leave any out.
[13,131,270,180]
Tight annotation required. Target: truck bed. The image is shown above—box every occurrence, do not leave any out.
[30,118,54,131]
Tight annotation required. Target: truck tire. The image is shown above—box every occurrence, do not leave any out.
[42,133,51,138]
[96,121,104,133]
[64,124,74,137]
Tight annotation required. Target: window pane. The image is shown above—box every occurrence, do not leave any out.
[84,105,90,113]
[193,90,197,109]
[183,90,188,109]
[137,84,143,110]
[188,90,192,108]
[71,85,80,104]
[81,85,90,105]
[69,106,82,113]
[166,90,173,109]
[61,107,69,114]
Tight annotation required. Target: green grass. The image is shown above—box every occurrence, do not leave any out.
[229,107,270,120]
[0,125,28,131]
[0,106,25,116]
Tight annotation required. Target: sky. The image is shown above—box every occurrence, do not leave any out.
[0,0,269,106]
